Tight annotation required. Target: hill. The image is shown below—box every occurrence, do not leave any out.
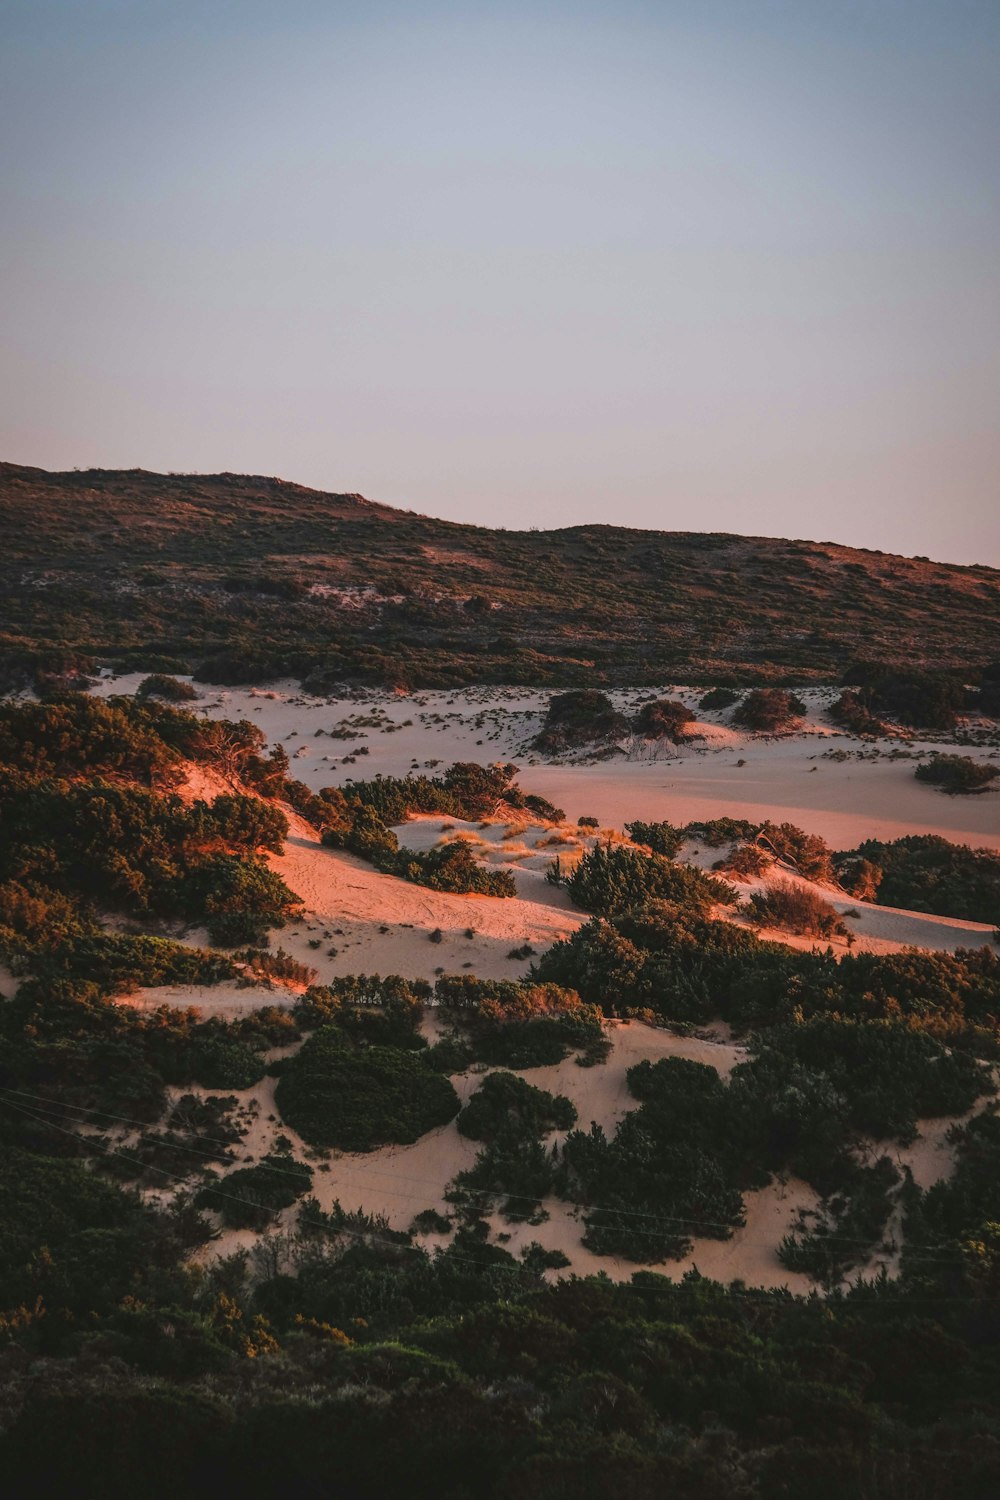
[2,462,998,689]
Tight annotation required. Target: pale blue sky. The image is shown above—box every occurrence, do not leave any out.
[1,1,998,563]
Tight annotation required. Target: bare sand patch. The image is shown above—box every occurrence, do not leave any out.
[266,814,584,984]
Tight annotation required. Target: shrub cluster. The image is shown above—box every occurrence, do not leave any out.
[535,900,1000,1040]
[313,760,573,897]
[432,975,609,1069]
[699,686,739,710]
[196,1154,313,1230]
[633,698,694,742]
[842,664,968,730]
[828,689,887,736]
[457,1071,576,1142]
[559,1017,986,1266]
[532,690,630,752]
[136,674,198,703]
[835,835,1000,925]
[0,774,297,946]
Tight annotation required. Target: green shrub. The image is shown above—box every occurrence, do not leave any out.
[733,688,806,732]
[275,1027,460,1151]
[915,755,999,795]
[625,820,685,858]
[828,690,887,736]
[699,686,739,710]
[532,691,629,752]
[842,665,967,730]
[633,699,693,742]
[196,1154,312,1229]
[564,843,736,917]
[836,835,1000,924]
[136,674,198,703]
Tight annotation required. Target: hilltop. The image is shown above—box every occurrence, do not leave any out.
[2,462,998,689]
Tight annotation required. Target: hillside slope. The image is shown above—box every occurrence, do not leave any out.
[2,462,998,687]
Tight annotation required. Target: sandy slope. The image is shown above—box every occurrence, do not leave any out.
[268,812,585,984]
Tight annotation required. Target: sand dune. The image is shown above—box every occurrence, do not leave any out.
[93,674,1000,852]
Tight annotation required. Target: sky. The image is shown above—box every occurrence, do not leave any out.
[1,0,998,565]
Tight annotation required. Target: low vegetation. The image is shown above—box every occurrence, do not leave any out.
[2,655,1000,1492]
[316,761,569,896]
[843,663,971,730]
[457,1070,576,1141]
[196,1153,313,1229]
[556,841,737,916]
[836,835,1000,925]
[828,688,888,736]
[532,689,629,751]
[633,697,694,741]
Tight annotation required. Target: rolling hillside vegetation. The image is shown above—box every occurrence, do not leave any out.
[2,462,998,690]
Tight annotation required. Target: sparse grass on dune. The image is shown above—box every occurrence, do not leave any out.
[747,878,849,940]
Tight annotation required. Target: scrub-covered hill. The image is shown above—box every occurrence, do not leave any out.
[2,461,998,689]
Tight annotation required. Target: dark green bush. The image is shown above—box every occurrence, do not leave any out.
[196,1154,312,1229]
[563,843,736,917]
[625,820,685,858]
[275,1027,460,1151]
[699,686,739,710]
[836,835,1000,924]
[458,1071,576,1141]
[533,691,629,752]
[633,699,693,742]
[136,674,198,703]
